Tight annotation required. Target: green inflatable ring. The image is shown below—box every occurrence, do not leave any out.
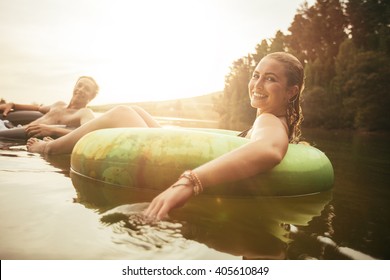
[70,127,334,196]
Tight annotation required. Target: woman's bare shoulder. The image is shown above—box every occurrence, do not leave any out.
[251,113,289,142]
[253,113,285,127]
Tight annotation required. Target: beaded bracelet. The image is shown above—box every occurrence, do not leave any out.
[172,170,203,196]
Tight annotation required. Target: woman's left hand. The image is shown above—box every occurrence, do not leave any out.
[143,182,194,220]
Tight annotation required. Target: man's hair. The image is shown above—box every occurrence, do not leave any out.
[76,76,99,95]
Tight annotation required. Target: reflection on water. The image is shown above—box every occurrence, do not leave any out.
[1,127,389,259]
[100,204,199,258]
[303,129,390,259]
[71,171,332,259]
[0,150,234,259]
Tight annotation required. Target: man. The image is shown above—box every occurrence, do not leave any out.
[0,76,99,139]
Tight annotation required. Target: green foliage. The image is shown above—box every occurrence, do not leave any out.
[215,56,256,130]
[342,51,390,130]
[347,0,390,53]
[215,0,390,131]
[287,0,347,62]
[270,31,287,53]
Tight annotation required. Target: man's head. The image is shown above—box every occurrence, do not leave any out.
[69,76,99,109]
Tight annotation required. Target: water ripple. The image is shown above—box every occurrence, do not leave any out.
[100,203,192,256]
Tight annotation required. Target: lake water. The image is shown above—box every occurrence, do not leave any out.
[0,127,389,260]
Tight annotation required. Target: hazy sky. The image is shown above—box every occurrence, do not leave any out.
[0,0,314,105]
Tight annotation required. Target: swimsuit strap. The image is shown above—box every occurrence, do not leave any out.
[238,115,288,138]
[237,127,252,138]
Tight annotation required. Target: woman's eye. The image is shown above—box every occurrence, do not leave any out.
[252,74,259,79]
[266,76,275,82]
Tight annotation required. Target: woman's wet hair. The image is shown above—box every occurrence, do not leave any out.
[265,52,305,143]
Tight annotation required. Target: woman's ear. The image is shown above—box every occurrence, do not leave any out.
[288,85,299,101]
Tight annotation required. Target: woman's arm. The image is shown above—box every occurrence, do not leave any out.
[144,113,289,219]
[194,115,288,187]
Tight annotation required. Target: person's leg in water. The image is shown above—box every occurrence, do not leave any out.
[27,105,161,155]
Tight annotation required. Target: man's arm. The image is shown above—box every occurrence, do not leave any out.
[24,124,73,138]
[0,101,65,116]
[25,108,95,138]
[1,102,40,116]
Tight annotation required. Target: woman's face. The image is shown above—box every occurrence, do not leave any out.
[248,57,295,116]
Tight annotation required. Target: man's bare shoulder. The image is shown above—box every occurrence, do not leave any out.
[40,101,67,112]
[50,101,67,108]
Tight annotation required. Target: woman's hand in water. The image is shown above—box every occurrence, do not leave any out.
[143,180,194,220]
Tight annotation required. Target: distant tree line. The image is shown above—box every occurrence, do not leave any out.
[214,0,390,131]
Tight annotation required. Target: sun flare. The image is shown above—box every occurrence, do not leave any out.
[82,1,233,105]
[0,0,312,105]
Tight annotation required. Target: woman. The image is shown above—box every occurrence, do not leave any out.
[27,52,304,219]
[144,52,304,219]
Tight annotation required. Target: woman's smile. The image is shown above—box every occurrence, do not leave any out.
[252,92,268,99]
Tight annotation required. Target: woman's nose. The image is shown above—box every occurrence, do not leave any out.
[255,76,264,89]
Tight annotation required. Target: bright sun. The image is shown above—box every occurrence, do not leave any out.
[2,0,312,106]
[70,1,245,105]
